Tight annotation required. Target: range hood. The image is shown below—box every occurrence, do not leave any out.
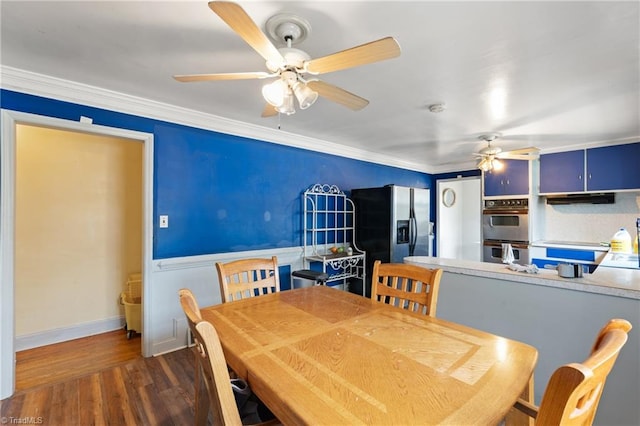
[545,193,615,205]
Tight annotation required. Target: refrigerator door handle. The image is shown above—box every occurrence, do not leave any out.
[409,209,417,255]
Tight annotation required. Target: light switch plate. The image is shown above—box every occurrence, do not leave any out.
[159,215,169,228]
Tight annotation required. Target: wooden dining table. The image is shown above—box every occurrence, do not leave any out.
[200,285,538,425]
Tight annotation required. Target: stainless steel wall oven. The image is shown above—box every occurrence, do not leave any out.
[482,198,531,264]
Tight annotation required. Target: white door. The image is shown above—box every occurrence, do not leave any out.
[436,177,481,261]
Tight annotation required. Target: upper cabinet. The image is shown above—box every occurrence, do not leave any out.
[539,142,640,194]
[586,143,640,191]
[483,159,529,196]
[539,150,585,193]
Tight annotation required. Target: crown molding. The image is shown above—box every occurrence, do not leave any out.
[1,66,430,173]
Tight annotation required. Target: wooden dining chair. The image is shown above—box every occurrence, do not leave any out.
[179,288,278,426]
[216,256,280,303]
[371,260,443,317]
[513,318,632,425]
[179,288,214,426]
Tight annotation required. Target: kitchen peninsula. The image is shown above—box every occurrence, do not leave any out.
[404,256,639,426]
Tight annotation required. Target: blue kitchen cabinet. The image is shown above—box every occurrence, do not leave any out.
[586,142,640,191]
[539,142,640,193]
[539,150,585,193]
[483,159,529,196]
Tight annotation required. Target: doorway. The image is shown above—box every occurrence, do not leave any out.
[436,177,482,261]
[15,125,142,350]
[1,110,154,399]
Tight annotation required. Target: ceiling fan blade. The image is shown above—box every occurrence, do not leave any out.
[209,1,285,66]
[497,154,537,160]
[307,80,369,111]
[261,104,278,117]
[173,71,272,82]
[305,37,401,75]
[505,147,540,155]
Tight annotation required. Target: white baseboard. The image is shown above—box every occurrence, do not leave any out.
[15,316,125,351]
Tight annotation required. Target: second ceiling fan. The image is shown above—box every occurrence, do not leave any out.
[174,1,401,116]
[474,133,539,172]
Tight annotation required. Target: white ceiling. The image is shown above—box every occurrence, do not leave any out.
[2,1,639,173]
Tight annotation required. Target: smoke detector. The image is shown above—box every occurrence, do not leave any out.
[428,103,446,113]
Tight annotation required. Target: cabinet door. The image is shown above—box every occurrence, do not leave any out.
[503,160,530,195]
[539,150,585,193]
[483,169,504,196]
[587,142,640,191]
[484,159,529,196]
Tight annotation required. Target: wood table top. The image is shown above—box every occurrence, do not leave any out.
[201,286,538,425]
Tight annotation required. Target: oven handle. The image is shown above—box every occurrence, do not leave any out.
[483,241,529,249]
[482,210,529,215]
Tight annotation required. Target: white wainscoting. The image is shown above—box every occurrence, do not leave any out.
[14,247,307,356]
[148,246,306,355]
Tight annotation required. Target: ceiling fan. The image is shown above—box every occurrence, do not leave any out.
[173,1,401,117]
[474,133,539,172]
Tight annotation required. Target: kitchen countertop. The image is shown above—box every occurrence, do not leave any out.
[531,240,610,251]
[404,256,640,300]
[599,252,640,269]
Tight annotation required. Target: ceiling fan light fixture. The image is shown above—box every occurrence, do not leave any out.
[276,89,296,115]
[262,79,286,107]
[477,158,487,171]
[491,158,504,171]
[293,82,318,109]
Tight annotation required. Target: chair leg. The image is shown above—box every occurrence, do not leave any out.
[505,373,535,426]
[194,354,210,426]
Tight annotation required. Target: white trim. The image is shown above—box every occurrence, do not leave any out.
[0,111,17,400]
[153,246,304,271]
[15,316,126,352]
[0,109,154,399]
[0,65,430,173]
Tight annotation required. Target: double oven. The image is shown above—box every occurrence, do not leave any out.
[482,198,531,264]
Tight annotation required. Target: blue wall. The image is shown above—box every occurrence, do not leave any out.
[2,89,433,259]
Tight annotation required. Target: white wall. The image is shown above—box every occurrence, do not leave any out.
[542,191,640,243]
[15,125,142,343]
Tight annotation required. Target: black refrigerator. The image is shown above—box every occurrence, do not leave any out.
[351,185,432,296]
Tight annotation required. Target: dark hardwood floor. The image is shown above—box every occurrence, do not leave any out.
[0,330,197,425]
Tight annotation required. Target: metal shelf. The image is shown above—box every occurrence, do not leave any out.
[302,184,366,294]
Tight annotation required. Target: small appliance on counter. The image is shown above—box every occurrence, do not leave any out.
[545,263,584,278]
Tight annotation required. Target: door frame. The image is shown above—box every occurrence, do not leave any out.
[0,109,154,399]
[436,176,481,260]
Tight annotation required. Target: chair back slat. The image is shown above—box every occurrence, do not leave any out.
[371,260,442,317]
[216,256,280,303]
